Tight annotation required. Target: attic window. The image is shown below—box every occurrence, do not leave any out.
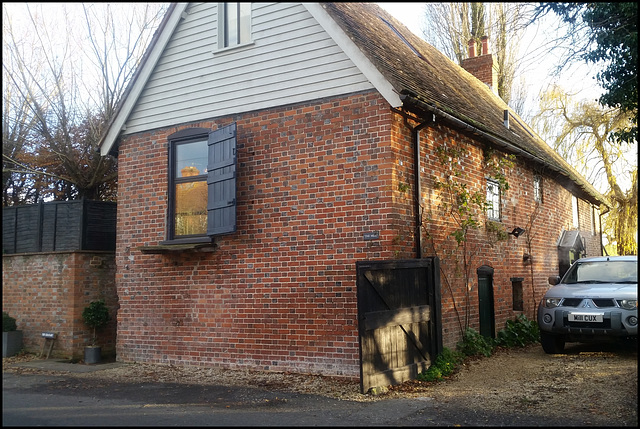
[219,3,251,48]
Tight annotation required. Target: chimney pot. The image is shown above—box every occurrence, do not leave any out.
[481,36,489,55]
[468,38,476,58]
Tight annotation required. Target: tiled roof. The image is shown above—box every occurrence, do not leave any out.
[322,3,608,207]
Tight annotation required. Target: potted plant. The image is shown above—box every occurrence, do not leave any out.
[3,312,23,358]
[82,300,110,364]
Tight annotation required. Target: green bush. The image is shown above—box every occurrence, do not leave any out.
[495,314,539,347]
[417,347,464,382]
[3,312,17,332]
[456,327,494,357]
[418,365,443,382]
[435,347,465,374]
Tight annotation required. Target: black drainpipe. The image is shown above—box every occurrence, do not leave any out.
[396,110,433,259]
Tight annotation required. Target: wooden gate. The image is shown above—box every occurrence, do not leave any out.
[356,258,442,393]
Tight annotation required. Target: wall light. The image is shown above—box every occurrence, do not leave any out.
[509,227,525,238]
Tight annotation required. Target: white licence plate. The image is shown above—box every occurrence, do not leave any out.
[568,313,604,323]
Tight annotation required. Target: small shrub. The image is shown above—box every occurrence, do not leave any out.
[417,347,464,382]
[456,327,494,357]
[434,347,464,376]
[82,300,110,345]
[3,312,17,332]
[418,365,443,382]
[495,314,539,347]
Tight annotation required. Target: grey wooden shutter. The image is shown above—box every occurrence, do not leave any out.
[207,123,237,236]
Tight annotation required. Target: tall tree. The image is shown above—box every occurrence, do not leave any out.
[2,3,166,205]
[534,3,638,145]
[532,86,637,255]
[422,2,529,110]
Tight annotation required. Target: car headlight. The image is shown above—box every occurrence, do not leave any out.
[543,298,562,308]
[618,299,638,310]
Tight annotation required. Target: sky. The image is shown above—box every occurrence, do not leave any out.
[377,2,604,116]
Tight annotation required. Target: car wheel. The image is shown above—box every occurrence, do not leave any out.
[540,332,565,354]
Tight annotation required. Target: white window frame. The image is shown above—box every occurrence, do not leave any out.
[218,3,252,50]
[486,179,501,221]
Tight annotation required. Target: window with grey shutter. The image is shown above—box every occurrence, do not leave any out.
[207,123,237,236]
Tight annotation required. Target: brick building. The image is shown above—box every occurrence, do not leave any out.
[98,3,608,379]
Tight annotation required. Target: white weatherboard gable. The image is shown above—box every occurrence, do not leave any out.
[303,3,402,108]
[101,2,403,157]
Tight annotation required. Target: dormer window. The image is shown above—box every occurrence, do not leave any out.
[220,3,251,48]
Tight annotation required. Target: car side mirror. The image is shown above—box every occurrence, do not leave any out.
[548,275,560,285]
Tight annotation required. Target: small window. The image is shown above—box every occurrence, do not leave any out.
[486,179,501,221]
[220,3,251,48]
[510,278,524,311]
[167,125,237,242]
[533,175,542,203]
[170,132,209,238]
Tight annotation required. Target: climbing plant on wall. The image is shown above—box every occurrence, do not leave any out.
[421,142,515,336]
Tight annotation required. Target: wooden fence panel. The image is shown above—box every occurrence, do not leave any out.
[2,200,116,254]
[15,205,41,253]
[2,207,17,254]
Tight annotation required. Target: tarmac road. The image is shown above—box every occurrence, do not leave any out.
[3,361,587,427]
[2,371,428,426]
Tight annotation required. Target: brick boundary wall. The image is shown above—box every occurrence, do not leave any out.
[2,251,117,360]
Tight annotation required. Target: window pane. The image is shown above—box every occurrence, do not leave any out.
[173,138,208,237]
[176,140,207,178]
[239,3,251,44]
[225,3,239,46]
[175,180,208,236]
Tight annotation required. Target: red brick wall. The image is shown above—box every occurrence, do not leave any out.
[2,252,117,359]
[115,90,602,376]
[116,91,394,377]
[413,121,602,347]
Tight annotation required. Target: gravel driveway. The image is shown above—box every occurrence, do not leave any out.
[391,340,637,426]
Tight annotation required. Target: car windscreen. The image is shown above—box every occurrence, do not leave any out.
[563,260,638,284]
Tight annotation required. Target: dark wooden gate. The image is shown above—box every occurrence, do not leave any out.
[356,258,442,393]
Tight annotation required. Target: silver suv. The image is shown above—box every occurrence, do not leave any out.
[537,255,637,354]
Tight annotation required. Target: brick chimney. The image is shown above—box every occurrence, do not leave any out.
[461,36,498,93]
